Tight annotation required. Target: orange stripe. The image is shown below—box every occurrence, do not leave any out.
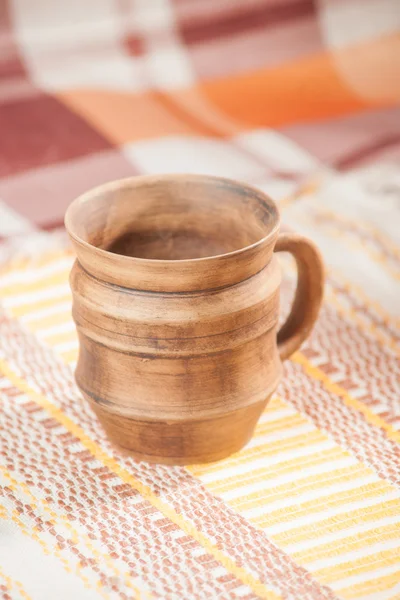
[58,35,398,146]
[197,42,394,128]
[58,91,205,145]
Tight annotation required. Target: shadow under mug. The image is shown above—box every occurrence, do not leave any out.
[65,174,324,465]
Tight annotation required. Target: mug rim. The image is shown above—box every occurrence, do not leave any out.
[64,173,281,265]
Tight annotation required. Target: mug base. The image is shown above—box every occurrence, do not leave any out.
[83,393,270,465]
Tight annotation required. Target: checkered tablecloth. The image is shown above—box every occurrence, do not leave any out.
[0,1,400,599]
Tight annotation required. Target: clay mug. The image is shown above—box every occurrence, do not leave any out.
[65,175,324,465]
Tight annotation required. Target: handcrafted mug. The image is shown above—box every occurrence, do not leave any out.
[65,175,324,465]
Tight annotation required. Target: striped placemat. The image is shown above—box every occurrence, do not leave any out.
[0,176,399,599]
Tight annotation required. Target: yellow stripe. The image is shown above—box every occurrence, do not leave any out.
[281,239,400,355]
[254,413,306,437]
[329,266,400,331]
[0,508,78,585]
[201,446,346,496]
[190,429,327,478]
[60,348,79,364]
[0,268,72,298]
[260,396,288,412]
[188,399,297,479]
[9,293,72,318]
[1,467,145,599]
[338,569,400,599]
[283,189,400,333]
[3,509,52,560]
[308,211,400,282]
[311,203,400,263]
[0,566,32,600]
[26,310,72,332]
[231,464,372,513]
[289,190,400,329]
[325,287,400,357]
[314,547,400,584]
[1,470,96,594]
[0,250,72,281]
[0,358,281,600]
[293,522,400,564]
[293,352,400,444]
[281,183,400,333]
[253,480,391,528]
[274,498,400,547]
[43,329,76,345]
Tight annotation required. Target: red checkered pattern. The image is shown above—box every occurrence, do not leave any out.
[0,0,399,235]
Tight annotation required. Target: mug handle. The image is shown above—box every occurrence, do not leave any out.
[275,232,324,361]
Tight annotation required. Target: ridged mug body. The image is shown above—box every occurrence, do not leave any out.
[65,174,324,465]
[70,255,282,464]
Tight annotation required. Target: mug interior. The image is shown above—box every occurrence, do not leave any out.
[66,176,278,261]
